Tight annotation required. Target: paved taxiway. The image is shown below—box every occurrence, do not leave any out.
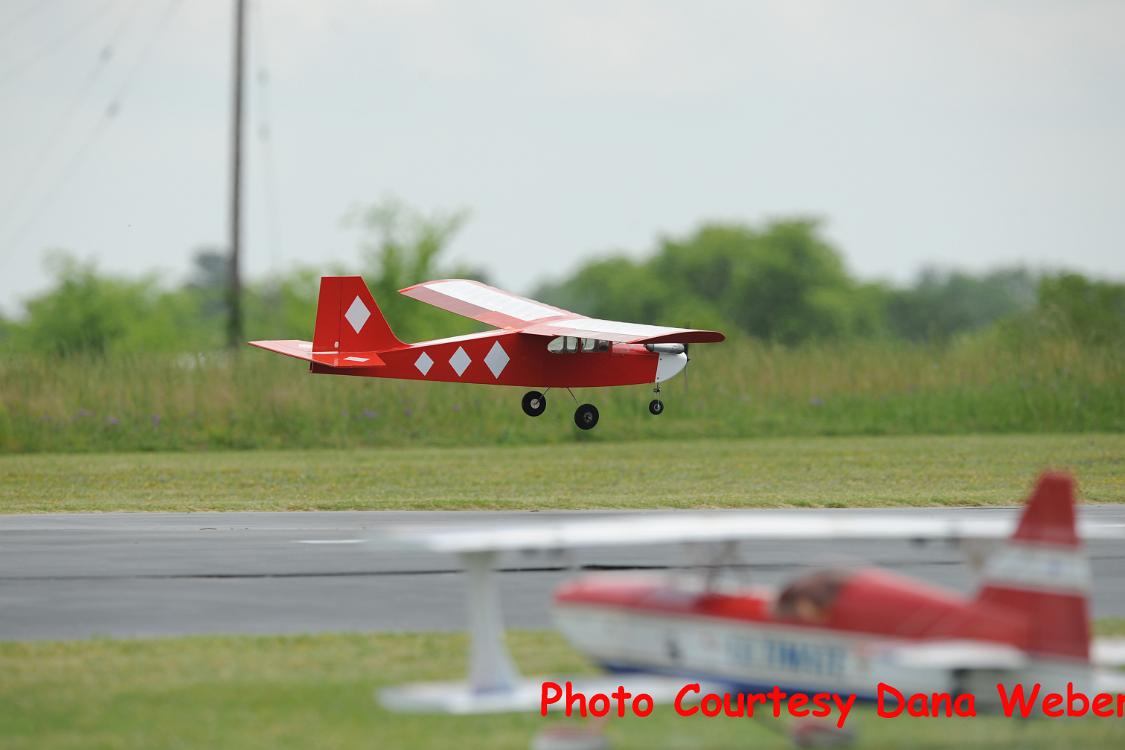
[3,507,1124,641]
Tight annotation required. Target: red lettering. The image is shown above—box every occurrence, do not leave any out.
[675,683,700,716]
[789,693,809,717]
[701,694,722,717]
[633,693,654,718]
[834,693,857,728]
[610,686,632,718]
[540,681,562,716]
[1067,682,1089,717]
[953,694,976,717]
[722,692,746,717]
[565,681,586,717]
[588,693,609,718]
[810,692,832,718]
[906,693,928,717]
[878,683,904,718]
[1042,693,1063,717]
[766,686,787,717]
[1092,693,1112,717]
[996,683,1040,718]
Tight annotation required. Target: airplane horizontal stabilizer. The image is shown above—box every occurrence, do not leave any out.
[248,339,385,368]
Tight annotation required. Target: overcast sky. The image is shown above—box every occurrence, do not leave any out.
[1,0,1123,312]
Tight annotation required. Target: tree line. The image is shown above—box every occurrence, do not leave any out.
[1,200,1121,356]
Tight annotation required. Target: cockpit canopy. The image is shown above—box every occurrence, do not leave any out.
[775,570,853,624]
[546,336,611,354]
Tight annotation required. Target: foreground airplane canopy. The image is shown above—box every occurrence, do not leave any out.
[400,278,726,344]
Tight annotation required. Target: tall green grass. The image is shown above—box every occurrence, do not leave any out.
[0,336,1121,453]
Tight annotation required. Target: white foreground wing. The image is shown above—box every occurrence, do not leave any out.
[1095,669,1125,692]
[1093,637,1125,667]
[879,640,1028,671]
[371,511,1125,555]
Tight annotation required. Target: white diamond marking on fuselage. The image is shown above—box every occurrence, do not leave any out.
[415,352,433,376]
[484,341,510,379]
[449,346,471,377]
[345,295,371,333]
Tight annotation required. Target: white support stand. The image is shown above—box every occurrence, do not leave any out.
[465,550,521,693]
[378,550,710,716]
[379,549,535,713]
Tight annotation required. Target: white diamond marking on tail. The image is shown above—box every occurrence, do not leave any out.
[484,341,510,378]
[415,352,433,376]
[345,296,371,333]
[449,347,471,377]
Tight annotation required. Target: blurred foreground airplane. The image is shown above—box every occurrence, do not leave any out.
[372,473,1125,746]
[251,276,724,429]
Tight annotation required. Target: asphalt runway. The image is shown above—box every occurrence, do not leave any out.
[3,507,1125,641]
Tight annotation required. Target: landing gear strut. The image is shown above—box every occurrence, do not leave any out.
[573,403,599,430]
[649,383,664,416]
[521,390,547,417]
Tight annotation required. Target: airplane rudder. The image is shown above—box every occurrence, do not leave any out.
[313,276,344,351]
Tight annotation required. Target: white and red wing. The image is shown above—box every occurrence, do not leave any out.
[520,317,724,344]
[399,278,725,344]
[399,279,573,330]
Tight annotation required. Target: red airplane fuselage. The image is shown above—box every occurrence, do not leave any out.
[311,330,666,389]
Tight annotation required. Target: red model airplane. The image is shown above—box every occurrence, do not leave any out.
[374,473,1125,744]
[250,276,724,429]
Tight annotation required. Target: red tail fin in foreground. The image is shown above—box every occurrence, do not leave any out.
[976,473,1090,660]
[313,276,403,353]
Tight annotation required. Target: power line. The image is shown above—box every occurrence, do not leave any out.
[0,0,61,49]
[252,0,284,273]
[0,0,116,90]
[0,0,145,217]
[0,0,184,256]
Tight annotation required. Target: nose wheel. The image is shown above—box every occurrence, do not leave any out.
[573,403,599,430]
[521,390,547,417]
[648,398,664,415]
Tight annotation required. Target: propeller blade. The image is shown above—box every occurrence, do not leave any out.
[684,342,690,392]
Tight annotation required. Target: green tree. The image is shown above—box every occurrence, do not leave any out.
[537,219,886,343]
[886,267,1038,341]
[8,253,214,356]
[1033,272,1125,345]
[346,197,488,342]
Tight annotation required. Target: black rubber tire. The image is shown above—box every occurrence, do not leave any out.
[574,403,599,430]
[648,398,664,416]
[522,391,547,417]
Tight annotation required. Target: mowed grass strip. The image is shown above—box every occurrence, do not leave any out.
[2,629,1124,750]
[1,433,1122,513]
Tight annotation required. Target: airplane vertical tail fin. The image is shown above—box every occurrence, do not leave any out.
[976,473,1091,660]
[313,276,404,353]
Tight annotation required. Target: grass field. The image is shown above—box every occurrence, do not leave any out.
[1,433,1122,513]
[3,627,1124,750]
[2,337,1122,453]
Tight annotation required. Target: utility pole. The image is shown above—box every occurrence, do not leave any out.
[226,0,246,350]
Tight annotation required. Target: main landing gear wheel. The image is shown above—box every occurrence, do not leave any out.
[522,390,547,417]
[648,398,664,415]
[573,403,599,430]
